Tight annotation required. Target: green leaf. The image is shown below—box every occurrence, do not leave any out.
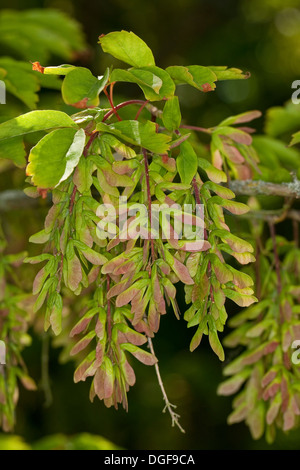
[24,254,53,264]
[62,67,109,108]
[101,134,136,159]
[226,266,254,289]
[209,196,250,215]
[43,64,77,75]
[223,288,258,307]
[0,137,26,167]
[265,101,300,138]
[166,65,217,92]
[198,158,227,183]
[29,229,51,244]
[99,31,155,68]
[73,240,108,265]
[212,229,254,253]
[0,9,86,63]
[208,66,249,81]
[203,181,235,199]
[162,96,181,131]
[252,135,300,171]
[27,128,85,189]
[177,141,198,184]
[110,66,175,101]
[0,58,39,109]
[73,156,94,193]
[290,130,300,147]
[209,254,233,284]
[96,120,171,154]
[0,110,77,142]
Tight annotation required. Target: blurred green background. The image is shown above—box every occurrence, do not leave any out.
[1,0,300,450]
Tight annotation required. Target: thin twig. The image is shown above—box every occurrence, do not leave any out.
[103,83,122,121]
[102,100,145,122]
[147,336,185,433]
[83,131,99,157]
[135,100,149,120]
[102,100,162,122]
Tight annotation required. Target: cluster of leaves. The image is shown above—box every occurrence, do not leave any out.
[0,30,261,422]
[2,25,300,442]
[213,107,300,441]
[0,227,36,431]
[218,234,300,443]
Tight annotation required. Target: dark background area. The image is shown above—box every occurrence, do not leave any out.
[1,0,300,450]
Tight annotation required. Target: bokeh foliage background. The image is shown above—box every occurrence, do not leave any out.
[1,0,300,450]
